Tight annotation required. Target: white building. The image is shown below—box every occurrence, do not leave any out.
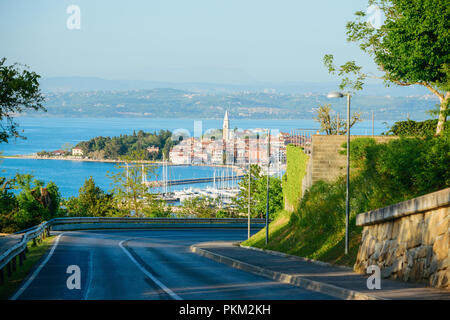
[72,148,83,156]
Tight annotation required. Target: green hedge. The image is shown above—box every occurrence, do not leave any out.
[282,145,309,212]
[383,119,443,136]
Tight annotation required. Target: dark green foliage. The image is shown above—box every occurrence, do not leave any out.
[0,177,18,232]
[384,119,445,136]
[76,129,175,160]
[348,134,450,207]
[325,0,450,135]
[0,58,46,143]
[295,179,346,234]
[278,133,449,265]
[63,177,117,217]
[0,174,61,232]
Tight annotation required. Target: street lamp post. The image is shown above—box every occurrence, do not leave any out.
[248,144,251,240]
[327,91,351,255]
[265,129,270,245]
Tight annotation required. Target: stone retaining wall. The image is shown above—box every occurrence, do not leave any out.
[309,135,397,186]
[354,188,450,289]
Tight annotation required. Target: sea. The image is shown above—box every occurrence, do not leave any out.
[0,117,393,198]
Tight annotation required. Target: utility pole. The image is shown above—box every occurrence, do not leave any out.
[265,129,270,245]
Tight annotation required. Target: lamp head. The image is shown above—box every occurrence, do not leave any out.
[327,91,345,98]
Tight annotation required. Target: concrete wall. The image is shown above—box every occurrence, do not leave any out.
[308,135,397,186]
[354,188,450,289]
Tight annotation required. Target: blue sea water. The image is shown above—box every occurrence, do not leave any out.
[0,158,233,198]
[0,117,393,198]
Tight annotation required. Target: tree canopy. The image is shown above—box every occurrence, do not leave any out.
[324,0,450,135]
[0,58,46,143]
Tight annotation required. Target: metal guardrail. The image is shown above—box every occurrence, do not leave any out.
[0,217,268,285]
[0,221,51,284]
[49,217,267,225]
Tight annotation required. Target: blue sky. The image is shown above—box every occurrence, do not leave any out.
[0,0,378,83]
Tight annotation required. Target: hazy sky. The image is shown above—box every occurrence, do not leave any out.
[0,0,379,83]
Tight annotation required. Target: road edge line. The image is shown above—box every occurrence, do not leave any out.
[118,239,182,300]
[10,233,64,300]
[190,244,385,301]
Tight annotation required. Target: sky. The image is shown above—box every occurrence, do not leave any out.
[0,0,380,84]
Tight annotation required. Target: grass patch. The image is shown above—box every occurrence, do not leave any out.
[0,236,55,300]
[242,210,361,268]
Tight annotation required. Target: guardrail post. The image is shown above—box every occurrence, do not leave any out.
[12,256,16,272]
[32,238,36,247]
[7,261,12,277]
[0,268,4,285]
[19,252,23,266]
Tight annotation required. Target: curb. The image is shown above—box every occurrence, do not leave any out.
[190,244,385,300]
[238,244,354,272]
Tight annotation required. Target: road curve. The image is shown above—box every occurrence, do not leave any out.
[12,229,336,300]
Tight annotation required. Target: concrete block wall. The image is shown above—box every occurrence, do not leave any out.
[309,135,398,186]
[354,188,450,289]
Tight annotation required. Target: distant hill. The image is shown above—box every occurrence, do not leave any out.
[25,87,439,121]
[39,77,430,96]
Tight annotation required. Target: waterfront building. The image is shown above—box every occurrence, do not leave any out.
[71,148,83,156]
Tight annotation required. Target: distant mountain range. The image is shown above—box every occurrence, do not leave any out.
[27,87,438,121]
[39,76,430,97]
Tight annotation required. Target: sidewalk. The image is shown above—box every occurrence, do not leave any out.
[190,241,450,300]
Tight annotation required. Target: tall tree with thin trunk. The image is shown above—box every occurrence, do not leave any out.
[324,0,449,135]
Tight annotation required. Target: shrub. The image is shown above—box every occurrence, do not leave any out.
[384,119,442,136]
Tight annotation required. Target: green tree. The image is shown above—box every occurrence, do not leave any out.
[0,58,46,143]
[0,177,18,232]
[108,150,157,216]
[232,165,261,218]
[324,0,450,135]
[12,174,61,230]
[254,176,283,219]
[180,196,223,218]
[233,165,283,219]
[65,177,116,217]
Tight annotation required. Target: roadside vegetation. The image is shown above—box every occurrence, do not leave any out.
[0,235,56,300]
[232,165,283,220]
[0,174,61,233]
[245,0,449,266]
[244,125,449,267]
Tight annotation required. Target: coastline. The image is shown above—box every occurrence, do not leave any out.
[1,155,245,173]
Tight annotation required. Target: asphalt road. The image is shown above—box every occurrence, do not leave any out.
[0,234,23,255]
[12,229,336,300]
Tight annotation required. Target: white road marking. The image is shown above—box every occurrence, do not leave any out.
[118,239,182,300]
[10,233,64,300]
